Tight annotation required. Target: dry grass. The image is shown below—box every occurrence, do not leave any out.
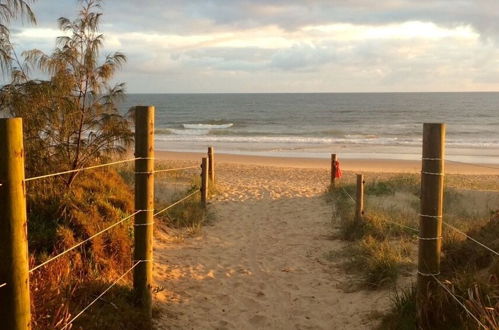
[347,236,414,288]
[28,169,150,329]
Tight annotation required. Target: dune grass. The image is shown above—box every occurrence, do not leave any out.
[328,172,499,328]
[28,169,150,329]
[347,235,414,289]
[27,161,210,329]
[153,162,210,236]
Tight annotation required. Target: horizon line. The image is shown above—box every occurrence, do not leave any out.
[125,91,499,94]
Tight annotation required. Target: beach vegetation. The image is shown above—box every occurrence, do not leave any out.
[347,235,413,288]
[328,173,499,328]
[0,0,132,186]
[29,169,151,329]
[0,1,153,328]
[155,175,207,235]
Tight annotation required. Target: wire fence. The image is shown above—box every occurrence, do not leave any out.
[0,283,6,289]
[332,152,499,329]
[15,154,206,328]
[154,165,199,174]
[24,158,143,182]
[154,190,200,217]
[338,186,420,233]
[29,210,143,273]
[443,222,499,257]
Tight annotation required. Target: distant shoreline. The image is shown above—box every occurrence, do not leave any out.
[155,150,499,175]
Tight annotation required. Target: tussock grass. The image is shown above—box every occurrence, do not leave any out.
[347,236,414,288]
[328,176,419,287]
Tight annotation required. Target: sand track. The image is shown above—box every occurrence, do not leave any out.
[153,164,390,329]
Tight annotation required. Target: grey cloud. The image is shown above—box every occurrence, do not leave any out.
[16,0,499,39]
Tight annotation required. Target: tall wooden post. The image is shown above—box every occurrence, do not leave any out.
[355,174,364,223]
[331,154,337,189]
[0,118,31,330]
[417,123,445,325]
[133,106,154,320]
[208,146,215,185]
[201,157,208,207]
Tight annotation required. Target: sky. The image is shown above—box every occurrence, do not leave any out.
[9,0,499,93]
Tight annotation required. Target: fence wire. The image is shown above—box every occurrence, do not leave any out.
[0,283,6,288]
[61,260,143,330]
[337,184,418,233]
[25,158,143,182]
[443,222,499,257]
[154,190,200,217]
[30,210,143,273]
[431,274,488,329]
[340,187,356,203]
[382,219,419,233]
[154,165,199,174]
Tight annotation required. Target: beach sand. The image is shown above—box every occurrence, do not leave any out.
[151,152,499,329]
[156,151,499,175]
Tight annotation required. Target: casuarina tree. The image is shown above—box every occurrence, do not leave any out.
[1,0,132,185]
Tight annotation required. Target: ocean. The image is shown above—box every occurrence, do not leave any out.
[120,93,499,164]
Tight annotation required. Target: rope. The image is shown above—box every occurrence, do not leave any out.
[0,283,6,288]
[154,190,200,217]
[431,274,488,329]
[30,210,143,273]
[25,158,143,182]
[61,260,143,330]
[443,222,499,257]
[154,166,199,174]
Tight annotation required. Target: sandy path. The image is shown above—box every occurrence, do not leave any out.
[153,164,390,329]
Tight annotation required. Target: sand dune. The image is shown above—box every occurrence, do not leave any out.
[152,163,395,329]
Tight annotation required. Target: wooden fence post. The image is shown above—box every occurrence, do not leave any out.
[208,146,215,186]
[0,118,31,330]
[417,123,445,325]
[355,174,364,223]
[331,154,337,189]
[133,106,155,320]
[201,157,208,207]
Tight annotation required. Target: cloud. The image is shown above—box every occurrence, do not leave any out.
[5,0,499,92]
